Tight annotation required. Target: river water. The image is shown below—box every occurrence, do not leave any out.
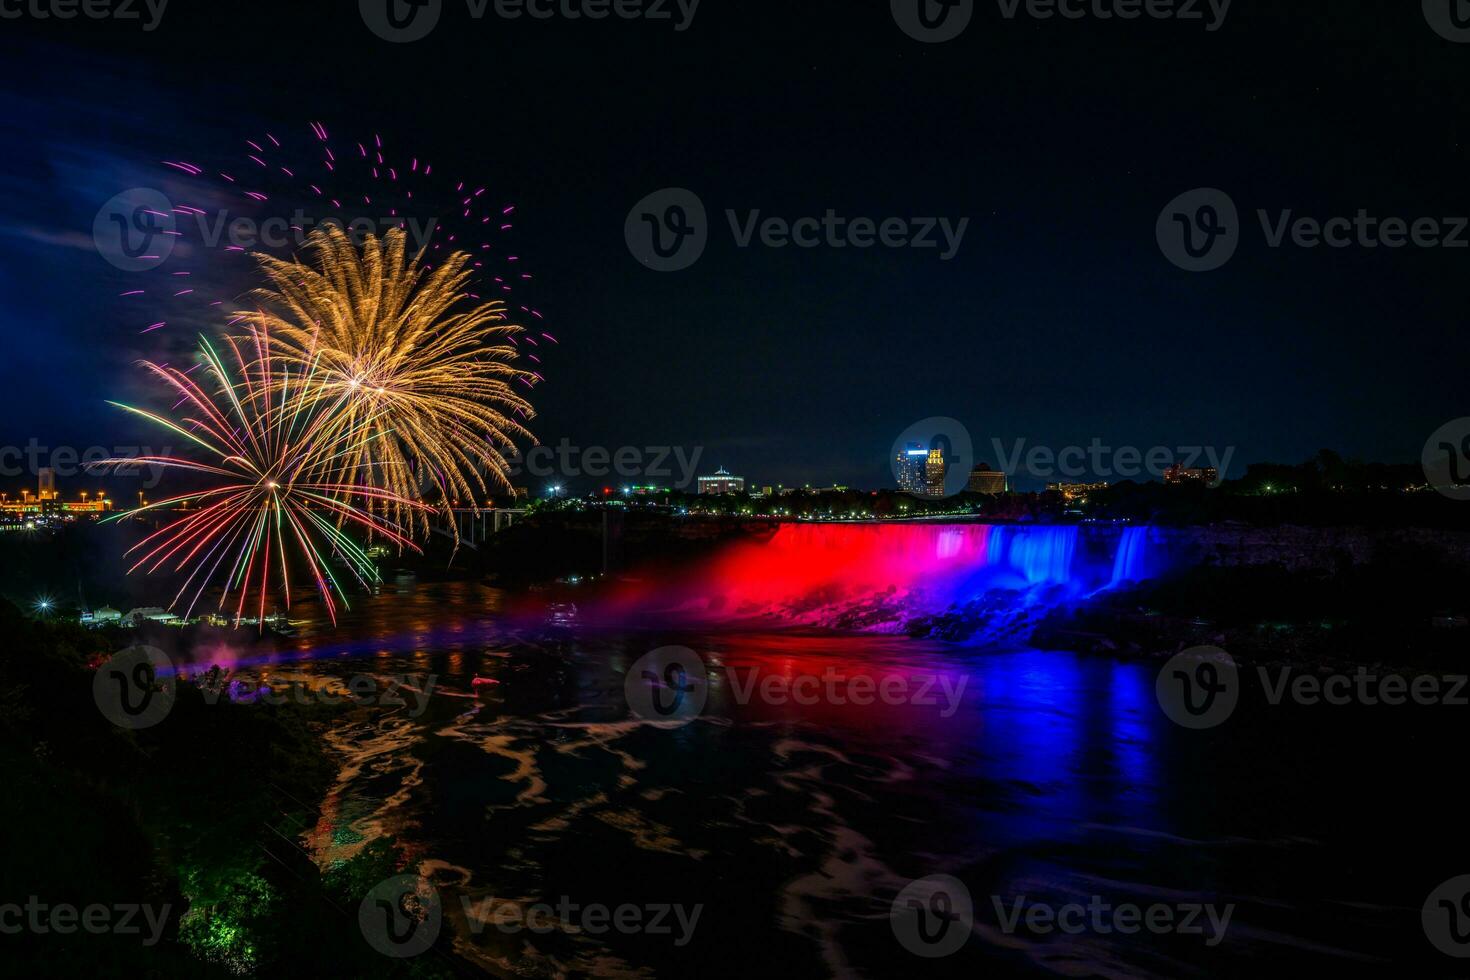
[212,580,1461,978]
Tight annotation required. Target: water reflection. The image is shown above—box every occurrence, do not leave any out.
[196,583,1442,977]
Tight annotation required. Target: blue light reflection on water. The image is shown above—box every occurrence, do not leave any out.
[164,582,1449,977]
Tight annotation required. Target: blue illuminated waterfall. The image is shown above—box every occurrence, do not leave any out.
[603,523,1167,640]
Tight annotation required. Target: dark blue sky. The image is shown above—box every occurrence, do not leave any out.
[1,2,1467,495]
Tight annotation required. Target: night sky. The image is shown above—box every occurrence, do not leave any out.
[1,2,1467,494]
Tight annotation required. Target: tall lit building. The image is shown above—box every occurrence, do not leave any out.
[38,468,56,499]
[895,443,928,493]
[925,449,947,496]
[967,464,1008,494]
[697,467,746,495]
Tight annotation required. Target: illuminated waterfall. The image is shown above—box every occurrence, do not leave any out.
[597,523,1165,640]
[1107,526,1155,589]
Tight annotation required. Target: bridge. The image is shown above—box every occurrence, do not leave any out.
[430,507,527,551]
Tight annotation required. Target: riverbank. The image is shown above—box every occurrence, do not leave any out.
[0,599,457,977]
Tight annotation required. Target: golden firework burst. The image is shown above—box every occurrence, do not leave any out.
[236,225,536,534]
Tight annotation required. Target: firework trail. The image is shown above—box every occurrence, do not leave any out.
[114,120,559,374]
[235,224,535,531]
[93,328,428,627]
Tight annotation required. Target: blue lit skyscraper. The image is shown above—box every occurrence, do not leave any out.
[895,443,928,493]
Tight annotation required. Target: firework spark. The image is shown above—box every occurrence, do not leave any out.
[94,329,426,626]
[118,121,550,345]
[236,224,535,531]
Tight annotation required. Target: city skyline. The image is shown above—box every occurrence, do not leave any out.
[1,6,1466,491]
[5,6,1470,976]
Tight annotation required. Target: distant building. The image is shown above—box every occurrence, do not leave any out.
[895,443,929,493]
[967,464,1008,495]
[0,487,111,518]
[38,468,56,499]
[925,449,947,496]
[1047,481,1110,504]
[697,468,746,495]
[81,607,122,627]
[123,607,178,627]
[1165,465,1220,487]
[887,443,923,490]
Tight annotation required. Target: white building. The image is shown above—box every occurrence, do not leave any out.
[697,468,746,495]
